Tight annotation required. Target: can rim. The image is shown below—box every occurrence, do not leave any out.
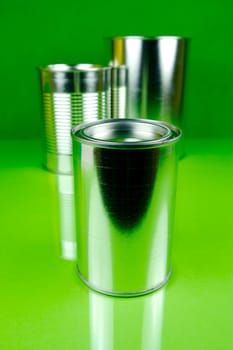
[39,63,111,72]
[110,35,190,41]
[72,119,182,149]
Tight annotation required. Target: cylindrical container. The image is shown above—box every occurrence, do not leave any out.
[72,119,181,296]
[110,65,128,118]
[107,36,188,127]
[39,63,111,174]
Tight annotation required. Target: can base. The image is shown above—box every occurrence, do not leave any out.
[76,265,172,297]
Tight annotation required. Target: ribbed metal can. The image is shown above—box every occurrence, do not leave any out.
[110,65,128,118]
[72,118,182,296]
[39,64,111,174]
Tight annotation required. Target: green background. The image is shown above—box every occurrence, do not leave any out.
[0,1,232,349]
[0,0,232,138]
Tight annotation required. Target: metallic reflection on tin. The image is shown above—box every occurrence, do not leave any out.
[108,36,188,127]
[49,173,77,260]
[39,64,111,174]
[89,287,165,350]
[94,147,160,230]
[72,119,181,296]
[110,65,128,118]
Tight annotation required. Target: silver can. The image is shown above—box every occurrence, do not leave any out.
[72,119,181,296]
[110,65,128,118]
[39,64,111,174]
[108,36,188,127]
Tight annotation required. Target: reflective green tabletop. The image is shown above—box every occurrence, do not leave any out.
[0,139,232,349]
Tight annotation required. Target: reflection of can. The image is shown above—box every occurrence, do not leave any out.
[89,287,165,350]
[56,174,77,260]
[72,119,182,296]
[39,64,111,174]
[107,36,188,127]
[48,173,77,261]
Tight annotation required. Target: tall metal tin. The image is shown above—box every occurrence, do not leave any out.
[39,64,111,174]
[72,119,181,296]
[108,36,188,127]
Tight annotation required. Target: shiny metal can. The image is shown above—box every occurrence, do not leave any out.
[72,118,182,296]
[39,64,111,174]
[107,36,188,127]
[110,65,128,118]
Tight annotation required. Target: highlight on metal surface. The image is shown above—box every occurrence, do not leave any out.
[49,173,77,261]
[107,36,188,126]
[110,65,128,118]
[88,286,165,349]
[72,118,182,296]
[39,63,111,174]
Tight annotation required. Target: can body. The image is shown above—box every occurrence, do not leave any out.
[72,119,181,296]
[108,36,188,127]
[39,64,111,174]
[110,65,128,118]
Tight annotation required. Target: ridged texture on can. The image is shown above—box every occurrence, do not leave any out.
[110,66,128,118]
[40,65,111,173]
[111,86,127,118]
[42,90,111,156]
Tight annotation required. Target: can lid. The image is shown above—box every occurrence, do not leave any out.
[40,63,111,93]
[111,36,189,41]
[72,119,182,149]
[40,63,108,72]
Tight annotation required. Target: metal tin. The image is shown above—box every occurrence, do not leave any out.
[72,119,182,296]
[110,65,128,118]
[39,64,111,174]
[107,36,188,127]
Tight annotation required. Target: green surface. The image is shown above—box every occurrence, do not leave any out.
[0,1,232,139]
[0,139,232,349]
